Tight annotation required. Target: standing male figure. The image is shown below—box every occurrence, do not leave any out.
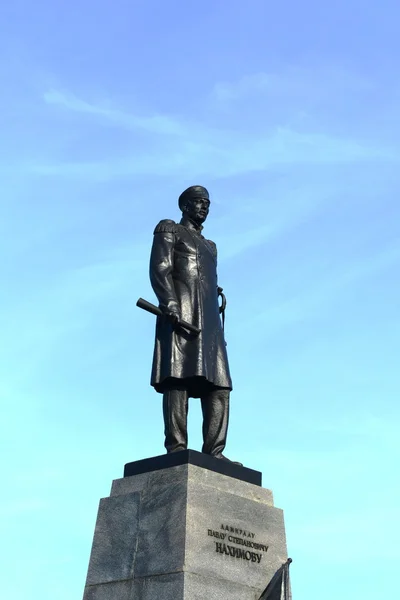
[149,185,235,461]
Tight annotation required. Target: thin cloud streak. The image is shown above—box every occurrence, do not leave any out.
[0,248,149,376]
[246,242,400,332]
[211,66,375,104]
[216,187,327,261]
[31,89,398,181]
[43,90,187,136]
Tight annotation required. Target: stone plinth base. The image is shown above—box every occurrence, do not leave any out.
[83,451,288,600]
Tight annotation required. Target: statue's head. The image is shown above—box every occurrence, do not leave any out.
[178,185,210,226]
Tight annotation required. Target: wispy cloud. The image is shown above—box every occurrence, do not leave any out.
[0,246,149,378]
[43,90,187,136]
[217,187,325,261]
[31,88,397,181]
[244,241,400,333]
[211,66,374,104]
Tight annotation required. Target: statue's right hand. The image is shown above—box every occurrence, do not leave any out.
[164,308,181,325]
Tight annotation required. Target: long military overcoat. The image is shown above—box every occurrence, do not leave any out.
[149,217,232,397]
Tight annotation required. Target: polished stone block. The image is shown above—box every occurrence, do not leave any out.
[83,457,289,600]
[86,493,140,586]
[133,573,185,600]
[84,580,133,600]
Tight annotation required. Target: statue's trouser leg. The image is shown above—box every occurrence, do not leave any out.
[163,388,189,453]
[201,388,230,456]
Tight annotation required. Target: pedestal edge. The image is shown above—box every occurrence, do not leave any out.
[124,449,261,486]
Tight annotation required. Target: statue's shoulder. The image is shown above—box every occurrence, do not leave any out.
[206,239,217,255]
[153,219,178,234]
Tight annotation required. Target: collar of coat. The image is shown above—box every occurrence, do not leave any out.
[180,215,204,234]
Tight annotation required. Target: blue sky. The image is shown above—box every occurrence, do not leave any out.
[1,1,399,598]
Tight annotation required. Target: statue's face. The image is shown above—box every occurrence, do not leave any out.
[185,197,210,225]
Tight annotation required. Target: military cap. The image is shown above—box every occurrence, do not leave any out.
[178,185,210,211]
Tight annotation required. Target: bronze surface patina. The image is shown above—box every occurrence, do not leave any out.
[139,185,240,464]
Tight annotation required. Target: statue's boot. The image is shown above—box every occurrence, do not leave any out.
[212,453,243,466]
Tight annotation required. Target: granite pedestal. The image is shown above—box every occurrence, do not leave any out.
[83,451,289,600]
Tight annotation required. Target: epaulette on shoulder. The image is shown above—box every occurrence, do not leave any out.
[153,219,177,234]
[206,239,217,255]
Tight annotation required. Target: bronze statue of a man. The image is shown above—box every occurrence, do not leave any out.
[149,185,235,461]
